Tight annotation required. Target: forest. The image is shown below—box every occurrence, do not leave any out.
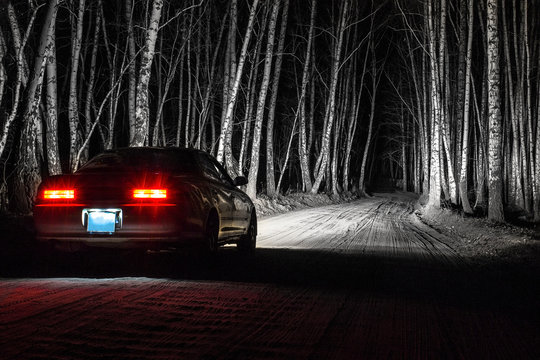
[0,0,538,223]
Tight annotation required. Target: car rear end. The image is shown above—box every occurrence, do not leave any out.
[34,150,206,251]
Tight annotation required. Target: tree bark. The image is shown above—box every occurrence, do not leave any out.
[427,0,442,208]
[458,0,474,214]
[131,0,164,147]
[68,0,86,172]
[216,0,260,175]
[246,0,280,199]
[266,0,288,197]
[45,16,61,175]
[311,0,348,194]
[359,39,378,196]
[126,0,137,144]
[81,5,101,164]
[0,2,39,159]
[14,0,58,213]
[486,0,504,222]
[297,0,317,192]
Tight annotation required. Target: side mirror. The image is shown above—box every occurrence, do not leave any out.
[233,176,248,186]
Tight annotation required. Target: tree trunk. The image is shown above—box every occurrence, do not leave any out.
[216,0,260,175]
[126,0,137,144]
[266,0,288,197]
[427,0,442,208]
[311,0,348,194]
[486,0,504,222]
[239,7,268,174]
[45,17,61,176]
[0,3,39,159]
[297,0,317,192]
[359,39,377,196]
[81,6,101,164]
[131,0,164,147]
[14,0,58,213]
[458,0,474,214]
[68,0,86,172]
[246,0,280,199]
[534,54,540,221]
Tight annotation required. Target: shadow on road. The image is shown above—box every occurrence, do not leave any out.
[1,240,539,324]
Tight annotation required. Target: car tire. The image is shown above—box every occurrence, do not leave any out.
[238,212,256,253]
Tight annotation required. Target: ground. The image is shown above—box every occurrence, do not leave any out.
[0,192,539,359]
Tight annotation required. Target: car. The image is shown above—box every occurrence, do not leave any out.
[33,147,257,254]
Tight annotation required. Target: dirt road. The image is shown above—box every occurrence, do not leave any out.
[1,193,539,359]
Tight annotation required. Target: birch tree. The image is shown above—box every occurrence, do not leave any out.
[45,12,61,175]
[427,0,442,208]
[359,39,380,196]
[486,0,504,222]
[131,0,164,147]
[126,0,137,144]
[246,0,281,199]
[68,0,86,172]
[216,0,260,173]
[296,0,317,192]
[0,2,39,159]
[458,0,474,214]
[311,0,348,194]
[266,0,288,197]
[13,0,58,213]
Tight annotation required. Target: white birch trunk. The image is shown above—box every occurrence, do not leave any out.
[216,0,260,173]
[298,0,317,192]
[427,0,442,208]
[486,0,504,222]
[45,18,61,175]
[0,32,5,109]
[131,0,164,147]
[266,0,288,197]
[359,40,377,195]
[81,6,101,164]
[311,0,348,194]
[0,3,39,159]
[534,54,540,221]
[458,0,474,214]
[246,0,280,199]
[68,0,86,172]
[126,0,137,144]
[14,0,58,213]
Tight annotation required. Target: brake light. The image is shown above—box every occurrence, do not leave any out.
[43,189,75,199]
[133,189,167,199]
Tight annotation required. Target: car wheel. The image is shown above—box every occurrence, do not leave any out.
[205,213,219,254]
[238,212,256,253]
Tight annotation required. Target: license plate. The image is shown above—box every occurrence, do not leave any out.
[83,209,122,233]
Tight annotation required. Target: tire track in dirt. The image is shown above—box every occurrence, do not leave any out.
[258,194,462,266]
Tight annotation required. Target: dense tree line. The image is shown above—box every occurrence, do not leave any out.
[0,0,385,212]
[0,0,538,224]
[389,0,539,222]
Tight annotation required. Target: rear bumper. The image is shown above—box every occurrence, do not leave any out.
[34,203,205,250]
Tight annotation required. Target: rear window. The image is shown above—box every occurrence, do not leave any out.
[77,150,197,174]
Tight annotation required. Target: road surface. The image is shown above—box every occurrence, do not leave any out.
[1,193,539,359]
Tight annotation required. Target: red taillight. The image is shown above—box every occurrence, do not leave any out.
[133,189,167,199]
[43,189,75,199]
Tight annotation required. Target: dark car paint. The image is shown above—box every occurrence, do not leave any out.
[33,148,255,251]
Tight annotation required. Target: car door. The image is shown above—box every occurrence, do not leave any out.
[197,154,235,236]
[210,159,251,233]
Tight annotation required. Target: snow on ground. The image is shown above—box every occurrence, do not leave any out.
[253,191,359,218]
[256,190,540,267]
[417,198,540,267]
